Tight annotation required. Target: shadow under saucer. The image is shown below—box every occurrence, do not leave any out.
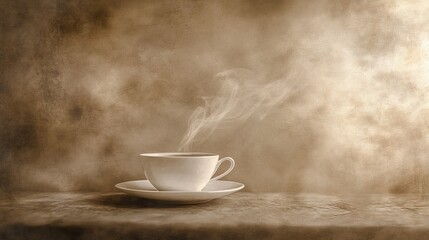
[88,193,220,209]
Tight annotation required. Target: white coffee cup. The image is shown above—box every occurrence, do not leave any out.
[139,152,235,191]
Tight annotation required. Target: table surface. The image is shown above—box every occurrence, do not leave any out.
[1,192,429,240]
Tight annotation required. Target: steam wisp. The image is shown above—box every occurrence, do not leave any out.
[179,69,303,151]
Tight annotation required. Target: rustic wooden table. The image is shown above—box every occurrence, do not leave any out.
[1,192,429,239]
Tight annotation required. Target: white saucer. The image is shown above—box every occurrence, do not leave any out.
[115,180,244,204]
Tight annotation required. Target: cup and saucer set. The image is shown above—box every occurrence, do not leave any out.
[115,153,244,204]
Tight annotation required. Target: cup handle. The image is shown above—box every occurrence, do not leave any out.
[210,157,235,181]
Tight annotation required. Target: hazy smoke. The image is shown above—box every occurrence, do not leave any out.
[2,0,429,194]
[179,69,302,151]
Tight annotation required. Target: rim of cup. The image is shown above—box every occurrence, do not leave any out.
[140,152,219,158]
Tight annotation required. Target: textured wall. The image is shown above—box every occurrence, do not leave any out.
[1,0,429,193]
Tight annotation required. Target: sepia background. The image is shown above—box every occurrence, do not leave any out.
[1,0,429,194]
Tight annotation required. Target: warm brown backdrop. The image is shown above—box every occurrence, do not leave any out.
[1,0,429,193]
